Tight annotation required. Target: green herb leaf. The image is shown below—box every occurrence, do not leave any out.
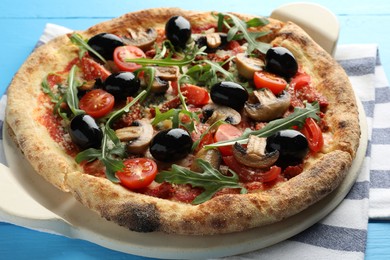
[69,33,107,63]
[65,65,85,116]
[205,102,321,148]
[222,13,271,54]
[155,159,247,204]
[246,17,269,28]
[126,44,206,68]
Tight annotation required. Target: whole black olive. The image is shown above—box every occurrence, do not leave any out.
[265,47,298,78]
[87,33,124,61]
[149,128,193,162]
[165,16,192,49]
[266,129,309,167]
[210,81,248,110]
[103,72,140,100]
[69,114,103,150]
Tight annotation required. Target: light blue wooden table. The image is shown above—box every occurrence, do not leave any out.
[1,0,389,259]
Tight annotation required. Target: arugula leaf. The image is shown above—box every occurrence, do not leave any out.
[66,65,85,116]
[220,13,271,54]
[152,107,199,133]
[155,159,247,204]
[205,102,321,148]
[69,33,107,63]
[41,74,69,120]
[126,44,206,69]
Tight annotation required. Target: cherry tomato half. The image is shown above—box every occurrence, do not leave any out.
[113,46,146,72]
[181,84,210,106]
[80,56,111,81]
[291,72,311,90]
[116,158,158,190]
[222,156,282,183]
[214,124,242,156]
[301,118,324,153]
[79,89,115,118]
[253,71,287,95]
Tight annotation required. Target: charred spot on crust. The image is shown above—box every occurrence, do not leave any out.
[108,203,161,232]
[338,120,347,129]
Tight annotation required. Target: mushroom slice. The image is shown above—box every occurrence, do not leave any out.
[202,103,241,125]
[244,88,290,121]
[191,148,222,172]
[233,135,279,168]
[235,53,265,79]
[123,28,157,51]
[115,126,142,142]
[153,66,179,81]
[141,73,169,93]
[206,33,222,49]
[125,119,154,154]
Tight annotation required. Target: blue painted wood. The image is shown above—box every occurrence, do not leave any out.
[0,1,389,259]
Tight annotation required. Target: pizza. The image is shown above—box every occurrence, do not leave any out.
[5,8,360,235]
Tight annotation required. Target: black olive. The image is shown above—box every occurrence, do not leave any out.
[165,16,192,49]
[87,33,124,61]
[149,128,193,162]
[266,129,309,167]
[69,114,103,150]
[103,72,140,100]
[265,47,298,78]
[210,82,248,110]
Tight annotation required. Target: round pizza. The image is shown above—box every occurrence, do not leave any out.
[5,8,360,235]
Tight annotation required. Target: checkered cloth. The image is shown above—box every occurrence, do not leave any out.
[1,24,389,259]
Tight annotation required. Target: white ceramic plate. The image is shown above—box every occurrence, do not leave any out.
[0,96,367,259]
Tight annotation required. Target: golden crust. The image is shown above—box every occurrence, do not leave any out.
[6,8,360,235]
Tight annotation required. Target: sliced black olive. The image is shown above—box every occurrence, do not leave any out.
[103,72,140,100]
[165,16,192,49]
[266,129,309,167]
[149,128,193,162]
[265,47,298,78]
[87,33,124,61]
[210,81,249,110]
[69,114,103,150]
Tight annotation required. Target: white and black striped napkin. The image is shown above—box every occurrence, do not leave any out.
[1,24,389,259]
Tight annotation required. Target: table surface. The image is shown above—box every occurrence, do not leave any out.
[1,0,390,259]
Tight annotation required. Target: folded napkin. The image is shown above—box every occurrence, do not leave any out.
[1,23,389,259]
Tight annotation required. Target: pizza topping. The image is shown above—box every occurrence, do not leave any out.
[233,135,279,168]
[153,66,179,81]
[155,159,247,204]
[87,33,124,61]
[265,47,298,78]
[191,148,222,172]
[244,88,290,121]
[113,45,146,72]
[75,90,147,182]
[235,53,264,79]
[266,129,309,167]
[301,117,324,153]
[103,72,141,100]
[149,128,193,162]
[194,32,228,52]
[210,81,248,110]
[69,114,103,150]
[79,89,115,118]
[213,124,243,156]
[122,28,158,51]
[217,13,270,54]
[202,103,241,125]
[165,16,192,49]
[206,102,320,149]
[69,33,107,63]
[253,71,288,95]
[125,119,154,154]
[116,158,158,190]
